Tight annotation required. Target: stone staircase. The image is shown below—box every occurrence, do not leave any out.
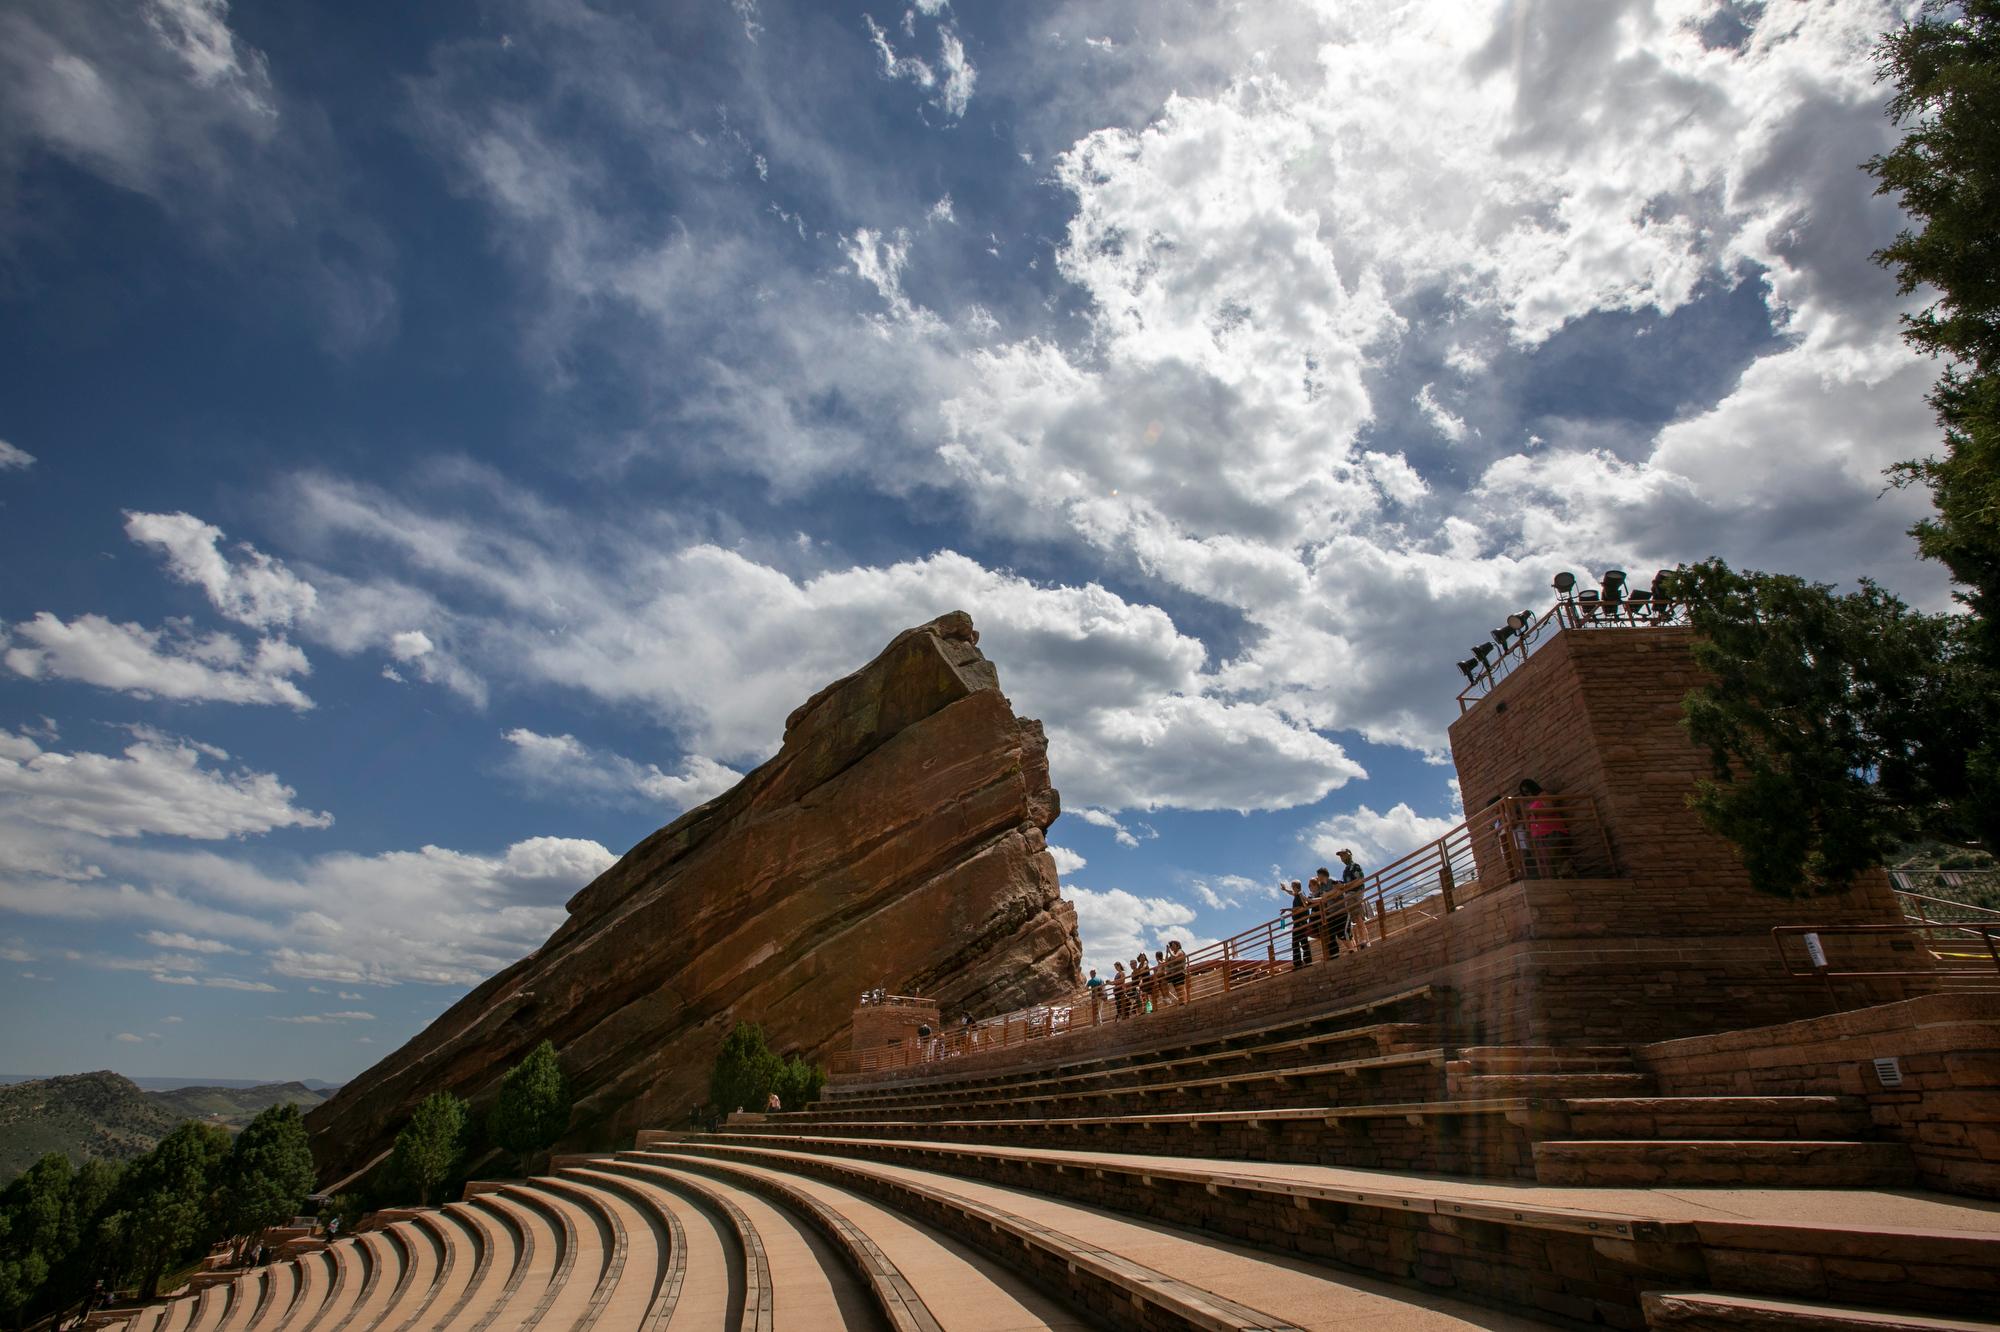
[1443,1046,1921,1189]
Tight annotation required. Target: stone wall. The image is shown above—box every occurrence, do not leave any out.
[1637,993,2000,1198]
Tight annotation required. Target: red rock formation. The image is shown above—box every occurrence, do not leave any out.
[306,612,1080,1181]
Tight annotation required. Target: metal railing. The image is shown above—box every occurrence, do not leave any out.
[1772,921,2000,983]
[833,793,1614,1077]
[1457,594,1690,710]
[1891,872,2000,923]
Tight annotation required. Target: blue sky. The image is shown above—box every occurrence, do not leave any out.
[0,0,1944,1081]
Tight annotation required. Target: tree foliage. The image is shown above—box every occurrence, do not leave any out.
[221,1105,318,1239]
[389,1092,469,1207]
[116,1121,232,1299]
[487,1041,572,1160]
[1868,1,2000,649]
[707,1023,824,1119]
[1678,559,1995,896]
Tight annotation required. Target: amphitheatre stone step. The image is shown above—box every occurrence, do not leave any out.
[381,1212,459,1332]
[342,1232,403,1331]
[535,1173,647,1328]
[689,1132,2000,1323]
[277,1251,329,1331]
[1639,1291,2000,1331]
[295,1240,362,1332]
[602,1157,779,1331]
[640,1149,955,1332]
[413,1206,492,1332]
[828,984,1442,1103]
[643,1148,1084,1331]
[207,1273,257,1332]
[663,1163,879,1330]
[638,1141,1563,1330]
[241,1257,296,1332]
[737,1096,1543,1178]
[443,1197,528,1332]
[1452,1071,1657,1097]
[578,1160,738,1330]
[465,1188,560,1330]
[1533,1140,1920,1188]
[499,1182,599,1331]
[1554,1096,1872,1141]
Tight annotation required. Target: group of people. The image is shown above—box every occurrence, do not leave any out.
[1286,846,1369,969]
[1086,939,1190,1018]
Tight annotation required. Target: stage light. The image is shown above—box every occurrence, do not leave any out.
[1577,589,1601,621]
[1457,658,1480,683]
[1552,571,1577,596]
[1491,625,1515,650]
[1506,609,1533,633]
[1651,569,1675,602]
[1601,569,1627,602]
[1471,642,1495,666]
[1626,589,1652,618]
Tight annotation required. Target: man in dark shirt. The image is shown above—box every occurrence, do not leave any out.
[1337,848,1367,948]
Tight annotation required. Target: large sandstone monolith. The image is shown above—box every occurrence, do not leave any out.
[306,611,1080,1183]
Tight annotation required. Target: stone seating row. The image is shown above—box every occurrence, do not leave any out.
[783,1045,1455,1125]
[658,1132,2000,1331]
[100,1119,1999,1331]
[824,983,1444,1107]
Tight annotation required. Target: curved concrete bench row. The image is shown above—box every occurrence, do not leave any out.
[98,1124,2000,1331]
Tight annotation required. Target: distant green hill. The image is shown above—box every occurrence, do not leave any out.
[0,1071,329,1183]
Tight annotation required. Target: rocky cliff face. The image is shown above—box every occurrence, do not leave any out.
[306,612,1080,1182]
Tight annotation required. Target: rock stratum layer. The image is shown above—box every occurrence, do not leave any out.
[306,612,1081,1182]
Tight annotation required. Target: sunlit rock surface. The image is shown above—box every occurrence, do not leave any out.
[306,611,1080,1181]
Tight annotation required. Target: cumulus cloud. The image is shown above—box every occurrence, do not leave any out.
[0,728,330,839]
[2,613,314,710]
[502,729,741,812]
[125,510,319,629]
[0,440,34,470]
[1068,884,1196,977]
[1046,844,1087,876]
[140,930,238,953]
[1303,801,1461,869]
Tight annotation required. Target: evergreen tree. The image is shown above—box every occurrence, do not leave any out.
[773,1055,826,1111]
[0,1153,71,1326]
[1677,559,1993,896]
[222,1105,320,1239]
[486,1041,572,1160]
[1868,2,2000,653]
[389,1092,468,1207]
[707,1023,784,1116]
[118,1122,232,1299]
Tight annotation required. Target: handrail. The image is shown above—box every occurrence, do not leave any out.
[1772,922,2000,981]
[1894,887,2000,924]
[833,792,1615,1077]
[1457,594,1689,710]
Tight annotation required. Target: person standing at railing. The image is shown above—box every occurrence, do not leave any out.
[1337,849,1369,949]
[1112,960,1129,1018]
[1517,779,1571,878]
[1131,951,1152,1013]
[1309,866,1346,958]
[1085,967,1104,1022]
[1288,880,1314,968]
[1163,939,1188,1003]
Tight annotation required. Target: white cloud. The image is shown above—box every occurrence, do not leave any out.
[1046,844,1086,876]
[124,511,318,629]
[0,440,34,470]
[1303,801,1461,870]
[0,728,330,839]
[270,1009,373,1023]
[202,976,278,991]
[113,1032,144,1043]
[162,1015,183,1022]
[1068,885,1196,977]
[862,13,975,119]
[2,613,313,710]
[502,728,742,812]
[140,930,238,953]
[150,972,199,985]
[927,193,955,225]
[1190,873,1262,911]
